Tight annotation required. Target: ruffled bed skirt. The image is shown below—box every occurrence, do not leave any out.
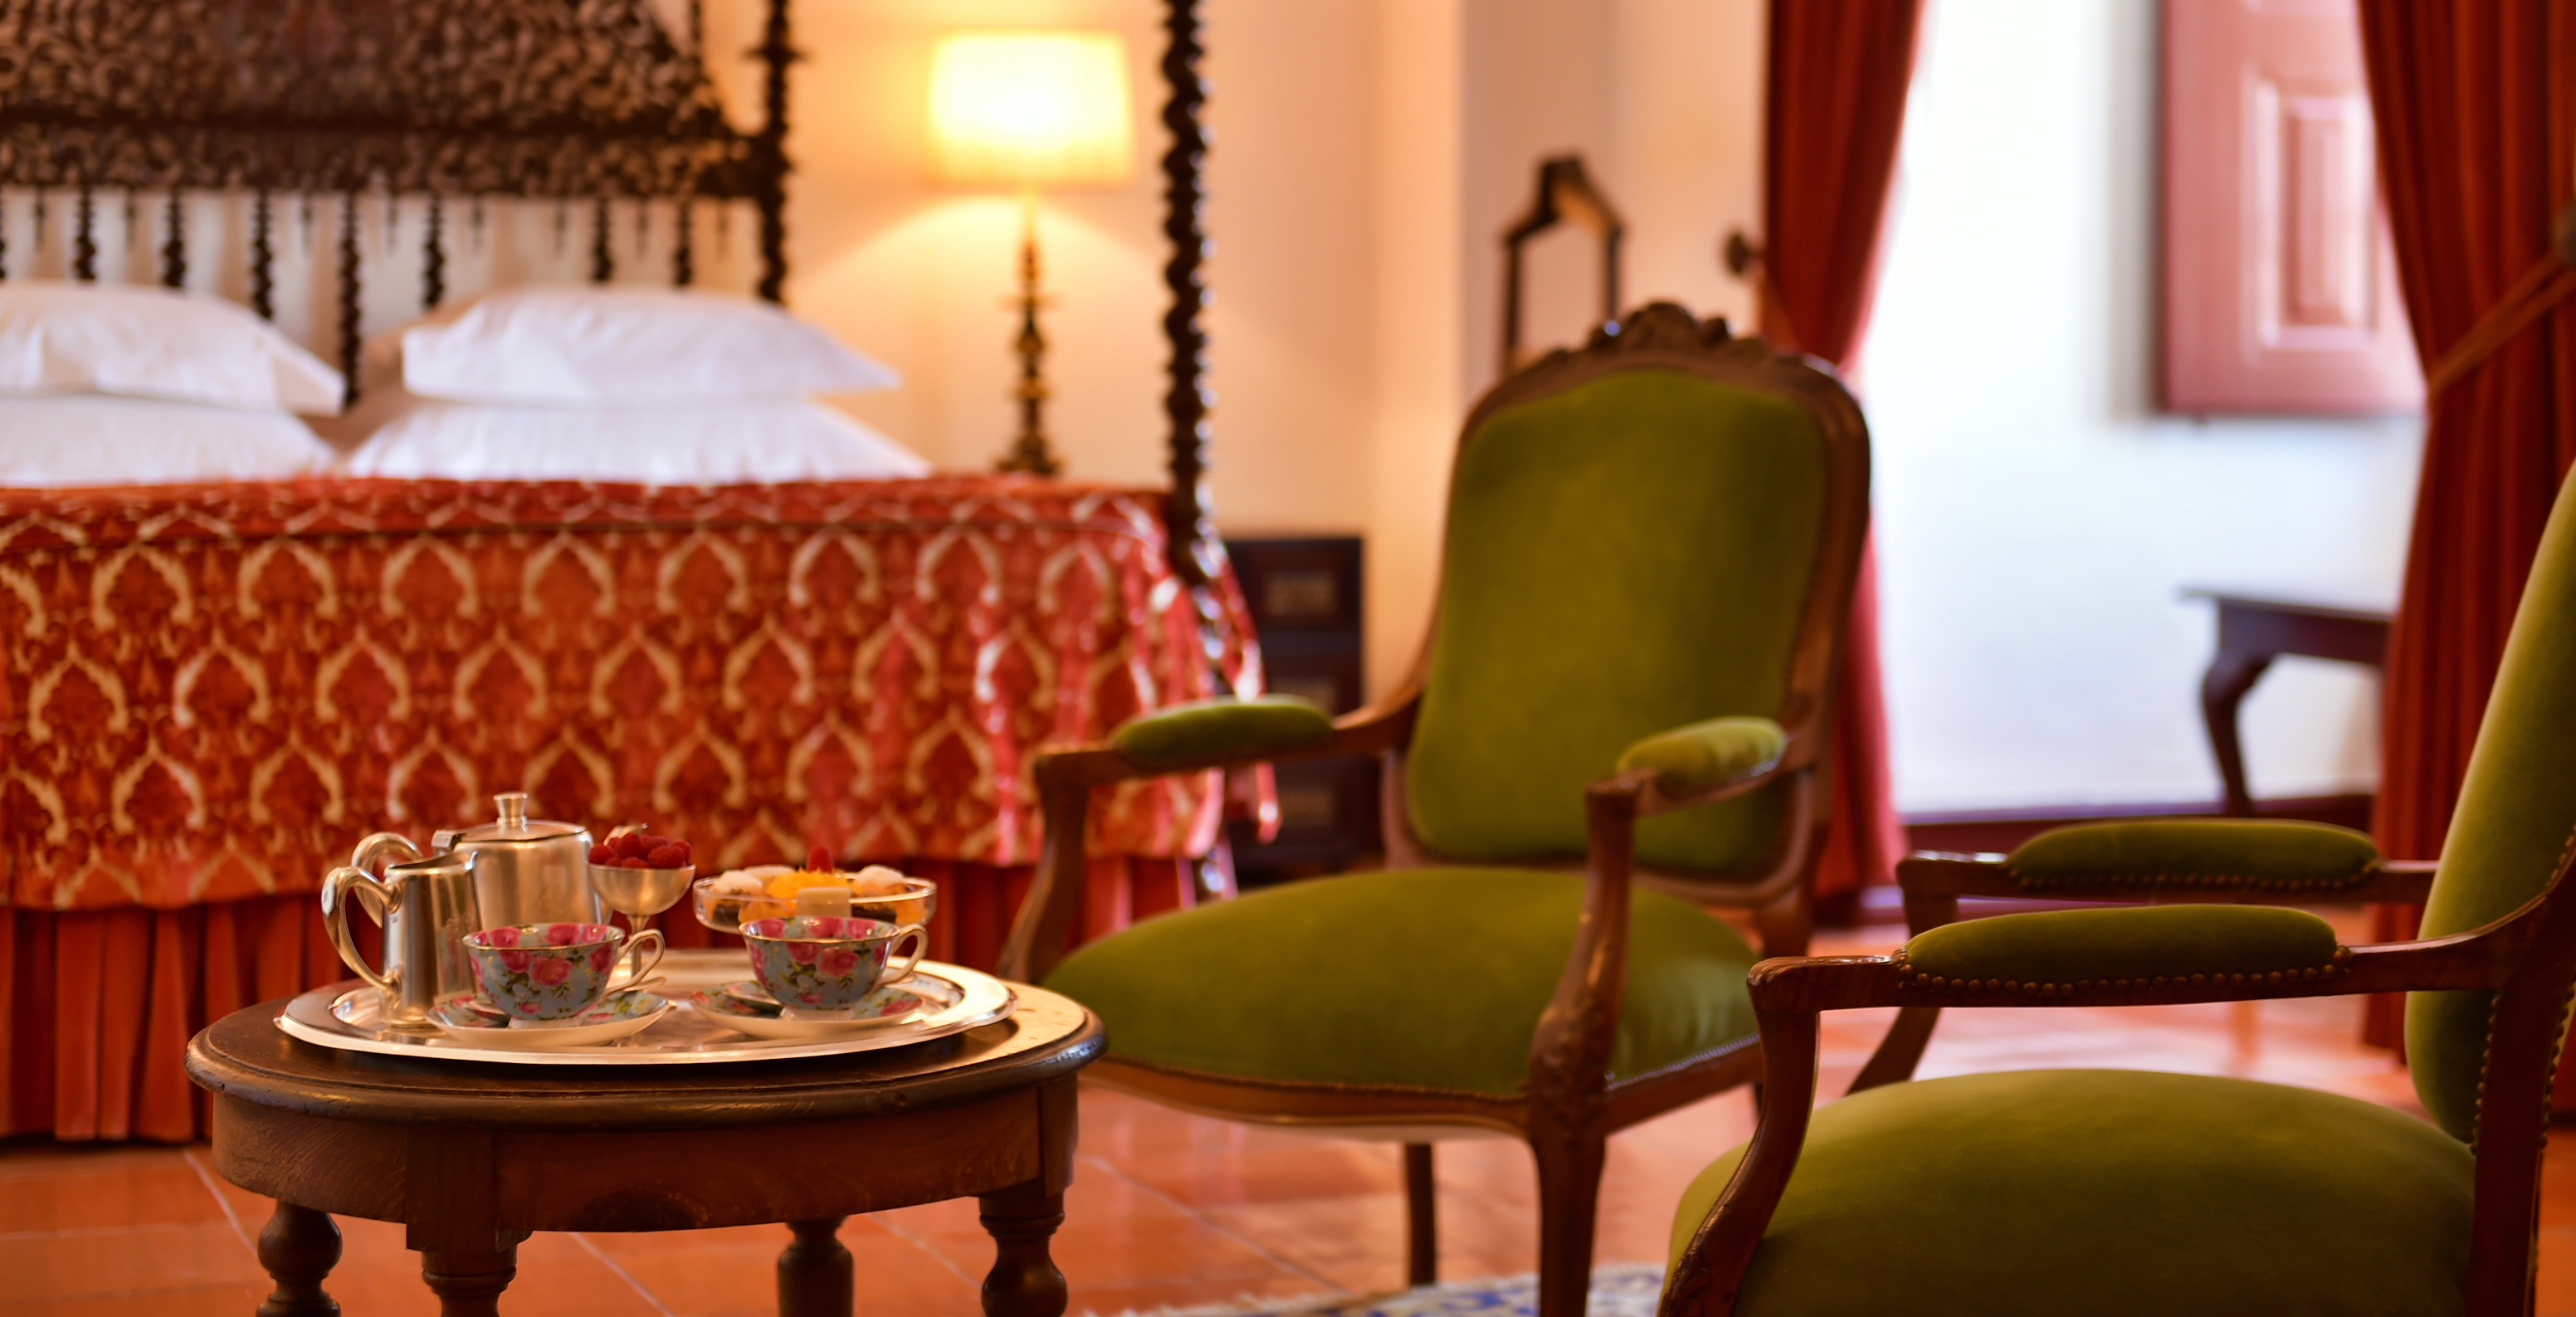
[0,855,1200,1143]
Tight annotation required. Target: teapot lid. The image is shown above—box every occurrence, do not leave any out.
[444,792,583,847]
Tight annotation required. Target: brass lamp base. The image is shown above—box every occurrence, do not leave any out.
[995,191,1063,477]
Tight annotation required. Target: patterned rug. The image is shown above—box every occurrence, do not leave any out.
[1130,1262,1667,1317]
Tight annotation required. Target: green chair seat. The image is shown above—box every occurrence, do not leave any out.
[1668,1069,2473,1317]
[1044,868,1759,1095]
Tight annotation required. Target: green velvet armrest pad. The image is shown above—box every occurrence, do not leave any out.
[2006,819,2381,893]
[1902,905,2346,991]
[1109,695,1335,770]
[1614,716,1787,795]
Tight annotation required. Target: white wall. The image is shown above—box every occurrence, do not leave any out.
[1866,0,2423,813]
[1368,0,1767,689]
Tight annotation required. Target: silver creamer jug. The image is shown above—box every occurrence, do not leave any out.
[349,792,603,932]
[321,848,484,1032]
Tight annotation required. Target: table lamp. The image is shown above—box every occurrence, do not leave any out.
[929,31,1135,476]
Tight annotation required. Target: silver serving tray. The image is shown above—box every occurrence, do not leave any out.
[273,950,1017,1066]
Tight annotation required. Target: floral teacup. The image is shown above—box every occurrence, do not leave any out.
[461,922,666,1022]
[741,915,926,1016]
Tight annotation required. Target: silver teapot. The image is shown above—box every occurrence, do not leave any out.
[325,793,603,1029]
[348,791,605,931]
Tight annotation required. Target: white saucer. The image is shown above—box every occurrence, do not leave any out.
[429,989,674,1050]
[690,974,959,1040]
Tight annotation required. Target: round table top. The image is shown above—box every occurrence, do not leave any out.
[187,981,1104,1130]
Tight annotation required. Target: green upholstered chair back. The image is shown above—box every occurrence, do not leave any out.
[2411,471,2576,1140]
[1401,305,1869,876]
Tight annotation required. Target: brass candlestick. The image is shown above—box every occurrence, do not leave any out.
[996,189,1063,476]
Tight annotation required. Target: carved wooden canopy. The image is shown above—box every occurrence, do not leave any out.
[0,0,769,201]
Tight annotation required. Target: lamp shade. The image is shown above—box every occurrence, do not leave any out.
[929,32,1134,187]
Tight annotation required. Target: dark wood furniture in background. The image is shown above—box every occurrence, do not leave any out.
[0,0,793,393]
[2186,588,2392,817]
[1222,536,1378,883]
[186,988,1102,1317]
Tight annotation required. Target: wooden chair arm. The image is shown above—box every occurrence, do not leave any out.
[1604,716,1822,821]
[1746,918,2513,1017]
[1849,855,2437,1095]
[1896,851,2436,920]
[1033,696,1422,791]
[994,695,1421,983]
[1670,838,2576,1317]
[1524,777,1647,1140]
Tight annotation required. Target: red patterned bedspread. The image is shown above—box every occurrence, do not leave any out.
[0,476,1260,911]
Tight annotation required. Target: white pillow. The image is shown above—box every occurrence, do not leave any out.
[0,281,345,414]
[394,287,900,406]
[334,393,932,484]
[0,394,338,486]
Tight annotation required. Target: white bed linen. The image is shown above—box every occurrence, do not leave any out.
[334,393,931,483]
[0,394,338,486]
[0,281,344,413]
[394,286,900,406]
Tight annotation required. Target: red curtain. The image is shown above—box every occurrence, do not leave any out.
[1761,0,1926,899]
[2,859,1196,1143]
[2354,2,2576,1046]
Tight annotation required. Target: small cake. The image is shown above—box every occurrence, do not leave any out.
[690,853,939,934]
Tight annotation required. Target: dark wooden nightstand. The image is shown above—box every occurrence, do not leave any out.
[1224,535,1378,884]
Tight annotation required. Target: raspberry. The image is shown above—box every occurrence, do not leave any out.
[646,843,686,868]
[588,843,614,865]
[619,856,646,868]
[668,840,693,866]
[806,844,834,872]
[616,833,654,861]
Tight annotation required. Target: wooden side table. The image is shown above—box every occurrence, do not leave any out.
[186,983,1103,1317]
[2185,589,2392,816]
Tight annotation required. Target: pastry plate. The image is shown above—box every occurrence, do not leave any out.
[276,951,1015,1066]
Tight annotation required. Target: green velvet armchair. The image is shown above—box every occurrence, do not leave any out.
[993,303,1872,1317]
[1656,472,2576,1316]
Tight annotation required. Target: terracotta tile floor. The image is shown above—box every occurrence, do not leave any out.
[7,907,2576,1315]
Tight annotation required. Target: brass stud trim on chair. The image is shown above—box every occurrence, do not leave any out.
[1891,950,2350,999]
[2003,867,2376,894]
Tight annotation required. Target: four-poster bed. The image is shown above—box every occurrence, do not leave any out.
[0,0,1247,1141]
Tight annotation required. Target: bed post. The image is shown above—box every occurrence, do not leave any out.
[751,0,796,304]
[1159,0,1231,682]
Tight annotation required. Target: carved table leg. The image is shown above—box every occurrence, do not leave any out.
[778,1217,854,1317]
[419,1248,517,1317]
[256,1203,342,1317]
[2199,646,2273,817]
[978,1180,1068,1317]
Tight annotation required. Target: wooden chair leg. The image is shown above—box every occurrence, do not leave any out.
[1403,1143,1437,1287]
[1848,1005,1943,1093]
[1530,1134,1607,1317]
[1753,884,1814,958]
[256,1203,342,1317]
